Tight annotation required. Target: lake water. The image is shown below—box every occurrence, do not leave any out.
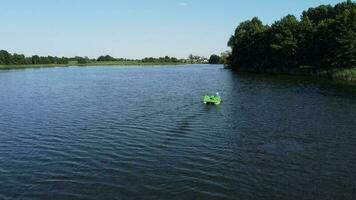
[0,64,356,200]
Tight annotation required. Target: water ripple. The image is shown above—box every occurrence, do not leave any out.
[0,65,356,199]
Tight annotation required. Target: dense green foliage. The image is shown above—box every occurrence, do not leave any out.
[71,56,92,64]
[227,0,356,72]
[0,50,95,65]
[96,55,183,63]
[97,55,117,62]
[0,50,70,65]
[0,51,187,66]
[208,54,222,64]
[142,56,180,63]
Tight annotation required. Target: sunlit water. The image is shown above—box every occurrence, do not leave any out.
[0,65,355,200]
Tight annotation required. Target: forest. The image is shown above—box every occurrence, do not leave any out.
[226,0,355,75]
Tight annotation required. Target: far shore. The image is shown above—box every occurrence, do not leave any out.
[0,61,193,70]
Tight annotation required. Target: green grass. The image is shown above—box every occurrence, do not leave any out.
[232,65,356,84]
[329,68,356,82]
[0,61,187,70]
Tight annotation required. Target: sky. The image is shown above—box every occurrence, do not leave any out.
[0,0,346,59]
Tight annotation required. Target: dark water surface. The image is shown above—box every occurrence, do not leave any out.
[0,65,356,200]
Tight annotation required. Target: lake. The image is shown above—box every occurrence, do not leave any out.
[0,64,355,200]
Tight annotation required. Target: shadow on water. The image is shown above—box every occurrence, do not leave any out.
[154,104,209,149]
[156,117,196,149]
[230,71,356,97]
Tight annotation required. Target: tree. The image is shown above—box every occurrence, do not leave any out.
[220,51,231,64]
[302,4,335,24]
[75,56,88,64]
[97,55,116,62]
[227,17,268,70]
[226,0,356,72]
[31,55,40,64]
[208,54,221,64]
[333,8,356,68]
[0,50,13,65]
[268,15,300,68]
[12,54,26,64]
[188,54,194,63]
[297,16,315,66]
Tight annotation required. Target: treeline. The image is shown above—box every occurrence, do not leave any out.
[0,50,94,65]
[226,0,356,72]
[0,50,74,65]
[97,55,188,63]
[97,55,133,62]
[0,50,189,65]
[141,56,180,63]
[97,55,186,63]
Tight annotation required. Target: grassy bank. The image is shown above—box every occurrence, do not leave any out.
[320,68,356,82]
[0,61,187,70]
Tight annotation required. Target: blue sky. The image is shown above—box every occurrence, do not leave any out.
[0,0,345,59]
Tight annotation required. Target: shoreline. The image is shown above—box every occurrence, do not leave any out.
[0,62,190,70]
[226,66,356,84]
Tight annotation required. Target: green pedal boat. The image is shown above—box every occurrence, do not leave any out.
[203,93,221,105]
